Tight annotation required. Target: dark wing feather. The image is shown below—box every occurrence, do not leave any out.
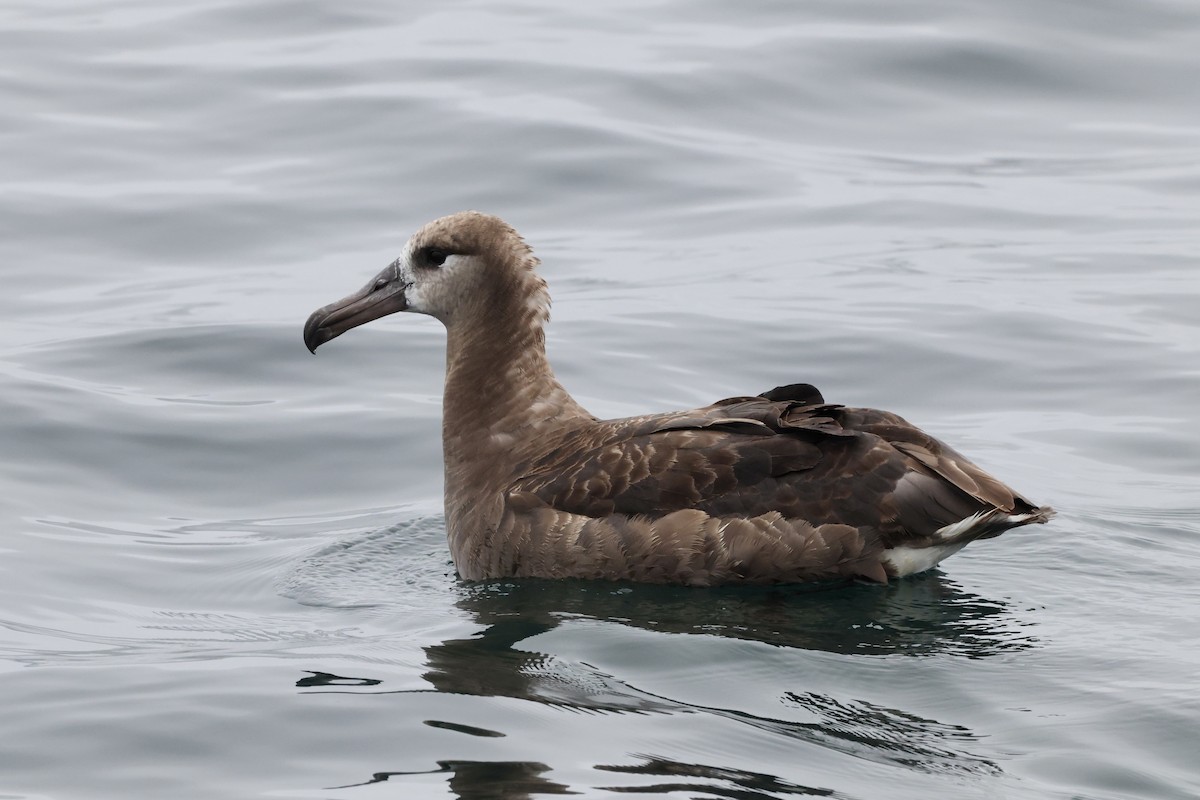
[510,391,1041,546]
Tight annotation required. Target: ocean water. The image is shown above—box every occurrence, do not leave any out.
[2,1,1199,798]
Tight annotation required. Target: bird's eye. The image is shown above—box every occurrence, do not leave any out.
[426,248,449,267]
[372,276,389,292]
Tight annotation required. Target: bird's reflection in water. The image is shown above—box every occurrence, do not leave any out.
[309,569,1024,797]
[327,760,576,797]
[428,572,1033,708]
[417,573,1015,783]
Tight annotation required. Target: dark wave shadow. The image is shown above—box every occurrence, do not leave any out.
[595,756,848,798]
[328,756,850,799]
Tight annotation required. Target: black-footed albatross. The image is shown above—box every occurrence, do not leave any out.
[304,211,1053,585]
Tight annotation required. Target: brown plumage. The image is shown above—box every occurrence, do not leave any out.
[303,211,1054,586]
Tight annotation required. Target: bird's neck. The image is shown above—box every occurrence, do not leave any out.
[440,292,592,493]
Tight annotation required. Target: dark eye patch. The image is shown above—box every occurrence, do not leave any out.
[423,247,450,267]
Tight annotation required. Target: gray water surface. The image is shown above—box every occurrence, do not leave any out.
[2,1,1199,798]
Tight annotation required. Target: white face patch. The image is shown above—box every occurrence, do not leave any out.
[440,254,466,271]
[397,247,469,317]
[395,241,426,313]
